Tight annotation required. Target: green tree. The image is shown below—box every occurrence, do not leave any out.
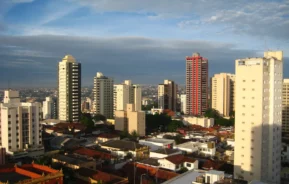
[145,113,171,134]
[179,167,188,174]
[120,130,130,139]
[130,130,139,140]
[167,120,184,132]
[80,113,94,128]
[93,114,107,122]
[204,108,221,119]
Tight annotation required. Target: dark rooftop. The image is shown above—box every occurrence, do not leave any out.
[101,140,146,151]
[152,148,181,155]
[0,172,30,183]
[137,158,160,166]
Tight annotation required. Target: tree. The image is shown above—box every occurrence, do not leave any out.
[120,130,130,139]
[130,130,139,141]
[167,120,184,132]
[179,167,188,174]
[204,108,221,119]
[145,113,171,134]
[93,114,107,122]
[80,113,94,128]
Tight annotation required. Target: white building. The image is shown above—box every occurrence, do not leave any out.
[58,55,81,122]
[0,90,42,155]
[182,116,214,128]
[234,51,283,183]
[158,154,198,171]
[180,94,187,114]
[150,148,182,159]
[114,80,142,114]
[282,79,289,140]
[139,138,175,151]
[42,97,57,119]
[211,73,235,117]
[94,72,114,119]
[174,141,216,157]
[158,80,177,111]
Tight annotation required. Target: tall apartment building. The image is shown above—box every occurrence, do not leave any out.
[58,55,81,122]
[234,51,283,183]
[180,94,187,114]
[114,80,142,114]
[158,80,177,111]
[186,53,208,115]
[94,72,114,119]
[42,97,57,119]
[283,79,289,141]
[115,104,145,136]
[0,90,42,153]
[211,73,235,117]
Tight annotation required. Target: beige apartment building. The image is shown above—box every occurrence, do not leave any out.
[0,90,42,153]
[115,104,145,136]
[211,73,235,117]
[58,55,81,122]
[234,51,283,183]
[94,72,114,119]
[283,79,289,141]
[114,80,142,115]
[158,80,177,111]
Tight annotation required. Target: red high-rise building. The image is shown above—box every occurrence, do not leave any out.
[186,52,208,115]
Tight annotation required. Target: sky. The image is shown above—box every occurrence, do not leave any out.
[0,0,288,87]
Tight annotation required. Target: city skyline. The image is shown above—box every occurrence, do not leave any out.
[0,0,289,87]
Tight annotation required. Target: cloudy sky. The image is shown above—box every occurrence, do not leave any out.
[0,0,288,87]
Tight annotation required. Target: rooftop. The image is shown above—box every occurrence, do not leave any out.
[137,158,160,166]
[74,147,115,159]
[141,138,175,144]
[101,140,146,151]
[53,154,94,165]
[152,148,181,155]
[164,154,196,165]
[162,169,205,184]
[98,133,120,139]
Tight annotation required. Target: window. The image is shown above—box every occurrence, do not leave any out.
[8,115,11,118]
[8,121,11,125]
[186,163,191,167]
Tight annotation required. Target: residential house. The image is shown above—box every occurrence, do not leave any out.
[52,154,98,170]
[150,148,182,159]
[175,141,216,156]
[97,133,120,143]
[139,138,175,151]
[158,154,198,172]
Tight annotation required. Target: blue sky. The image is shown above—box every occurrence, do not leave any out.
[0,0,288,87]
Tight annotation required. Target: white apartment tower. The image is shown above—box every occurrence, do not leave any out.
[180,94,187,114]
[158,80,177,111]
[234,51,283,183]
[94,72,114,119]
[211,73,235,117]
[114,80,142,114]
[0,90,42,153]
[42,97,57,119]
[282,79,289,140]
[58,55,81,122]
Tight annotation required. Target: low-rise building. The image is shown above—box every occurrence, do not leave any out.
[175,141,216,157]
[100,140,149,159]
[150,148,182,159]
[97,133,120,143]
[52,154,97,170]
[139,138,175,151]
[74,167,129,184]
[74,147,115,163]
[0,163,63,184]
[193,170,225,184]
[158,154,198,172]
[183,116,214,128]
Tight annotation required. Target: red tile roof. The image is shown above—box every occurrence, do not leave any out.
[74,147,115,159]
[164,154,196,165]
[202,159,224,170]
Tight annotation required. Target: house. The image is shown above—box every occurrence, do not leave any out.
[150,148,182,159]
[0,163,63,184]
[158,154,198,171]
[52,154,98,170]
[100,140,149,159]
[139,138,175,151]
[183,116,214,128]
[175,141,216,156]
[192,170,225,184]
[97,133,120,143]
[74,167,129,184]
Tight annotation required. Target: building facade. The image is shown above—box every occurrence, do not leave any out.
[42,97,57,119]
[234,51,283,183]
[94,72,114,119]
[158,80,178,111]
[0,90,42,153]
[58,55,81,122]
[180,94,186,114]
[211,73,235,117]
[283,79,289,141]
[115,104,146,136]
[186,53,208,115]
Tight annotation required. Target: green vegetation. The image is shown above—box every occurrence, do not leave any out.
[204,108,234,126]
[142,102,158,111]
[80,113,95,128]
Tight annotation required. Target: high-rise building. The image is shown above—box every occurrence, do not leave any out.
[58,55,81,122]
[114,80,142,114]
[234,51,283,183]
[94,72,114,119]
[42,97,58,119]
[115,104,146,136]
[185,53,208,115]
[211,73,235,117]
[158,80,177,111]
[0,90,42,153]
[282,79,289,141]
[180,94,187,114]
